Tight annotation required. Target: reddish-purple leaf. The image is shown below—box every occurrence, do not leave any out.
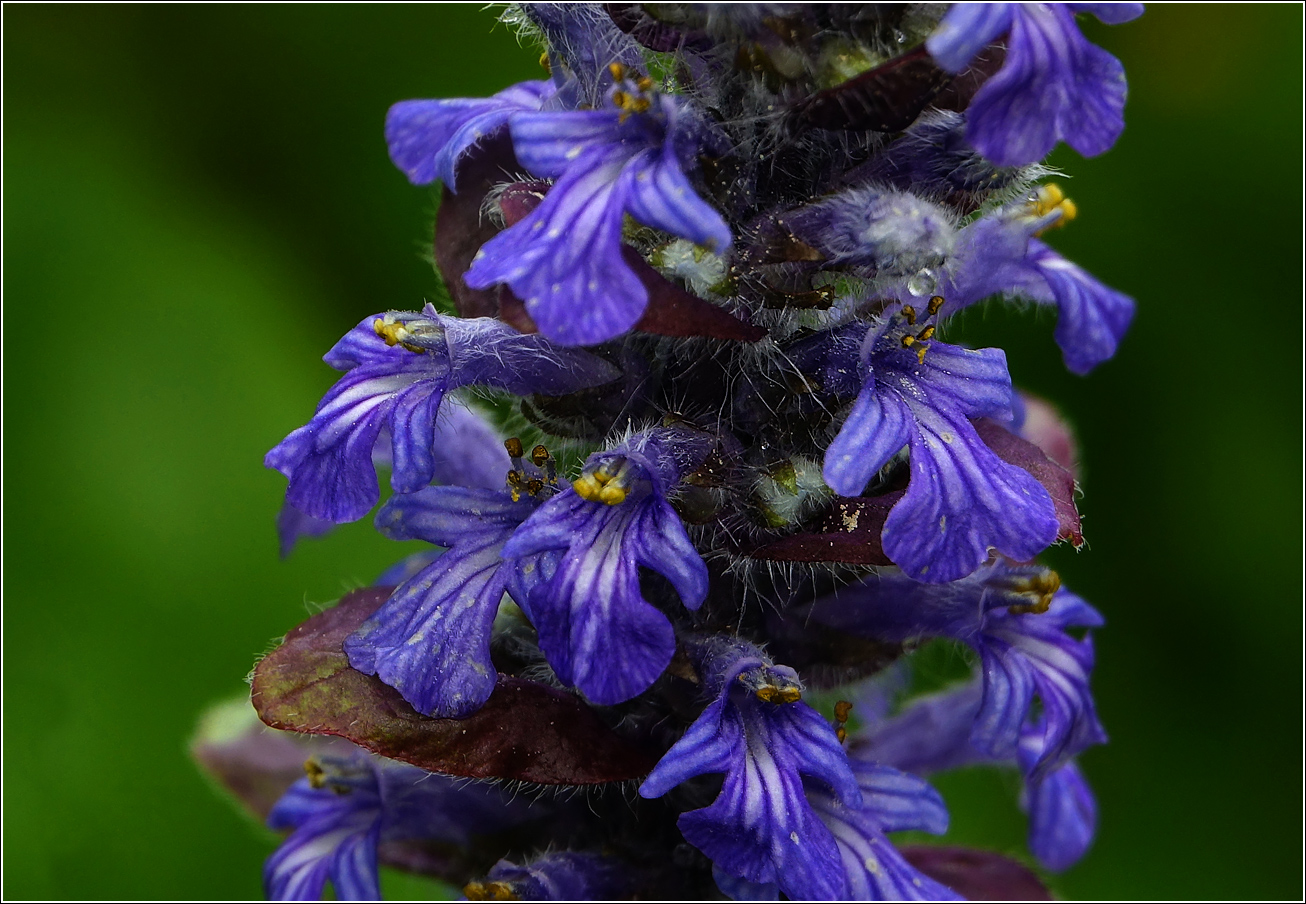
[1015,393,1080,479]
[251,587,657,785]
[606,3,713,53]
[625,248,768,342]
[496,180,551,227]
[434,132,520,319]
[192,697,521,884]
[747,493,900,565]
[795,46,951,133]
[902,846,1052,901]
[975,419,1083,547]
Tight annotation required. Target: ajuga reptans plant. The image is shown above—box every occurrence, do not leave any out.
[194,4,1141,900]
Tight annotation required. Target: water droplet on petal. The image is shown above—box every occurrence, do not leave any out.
[907,268,937,297]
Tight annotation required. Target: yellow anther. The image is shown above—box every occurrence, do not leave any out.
[505,437,524,460]
[901,305,917,325]
[901,334,917,349]
[1030,183,1077,233]
[755,684,802,705]
[304,759,326,789]
[372,318,426,354]
[373,318,406,346]
[573,474,604,501]
[609,62,627,81]
[525,478,544,496]
[530,444,550,467]
[612,90,630,109]
[636,75,654,92]
[597,484,629,505]
[538,52,551,73]
[1008,570,1062,614]
[915,344,929,365]
[464,880,518,901]
[833,700,853,743]
[927,295,945,316]
[506,469,524,503]
[1033,183,1065,213]
[630,96,651,114]
[917,325,936,341]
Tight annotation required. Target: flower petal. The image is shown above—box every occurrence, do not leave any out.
[926,3,1015,73]
[518,496,677,704]
[885,403,1058,583]
[824,384,913,497]
[1027,239,1135,374]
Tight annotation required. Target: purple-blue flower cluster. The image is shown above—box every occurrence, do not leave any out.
[200,4,1142,900]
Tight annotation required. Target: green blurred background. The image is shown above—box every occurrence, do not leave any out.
[3,5,1301,899]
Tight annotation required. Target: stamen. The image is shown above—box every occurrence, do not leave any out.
[754,683,802,704]
[635,75,654,92]
[597,483,628,505]
[530,444,549,467]
[834,700,853,744]
[303,757,356,795]
[927,295,945,316]
[505,437,524,460]
[612,90,630,110]
[573,474,604,501]
[372,318,426,354]
[1007,569,1062,614]
[901,333,930,363]
[464,880,518,901]
[575,458,634,505]
[506,469,524,503]
[1030,183,1077,233]
[901,305,917,325]
[303,758,326,789]
[608,62,627,81]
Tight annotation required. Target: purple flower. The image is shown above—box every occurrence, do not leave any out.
[467,851,629,901]
[814,308,1059,583]
[520,3,644,107]
[927,199,1135,374]
[926,3,1144,166]
[845,110,1030,200]
[464,73,732,345]
[638,639,862,900]
[386,80,552,188]
[264,306,617,523]
[344,478,556,719]
[780,186,957,277]
[276,503,336,560]
[859,680,1098,872]
[275,403,508,557]
[500,427,710,704]
[808,761,962,900]
[1021,726,1098,871]
[809,562,1106,777]
[264,751,522,901]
